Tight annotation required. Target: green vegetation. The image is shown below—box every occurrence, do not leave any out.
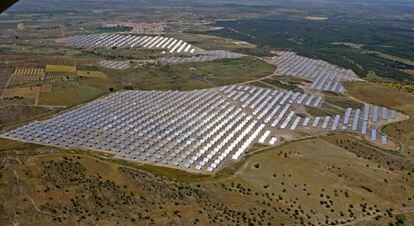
[38,76,116,107]
[206,16,414,82]
[116,57,276,91]
[262,75,304,92]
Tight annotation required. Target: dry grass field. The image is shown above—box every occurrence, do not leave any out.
[0,67,12,92]
[214,137,414,225]
[346,81,414,159]
[77,70,107,79]
[38,75,117,107]
[0,105,53,130]
[346,82,414,110]
[0,135,412,225]
[3,86,39,99]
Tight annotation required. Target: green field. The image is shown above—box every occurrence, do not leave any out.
[113,57,276,91]
[38,76,116,107]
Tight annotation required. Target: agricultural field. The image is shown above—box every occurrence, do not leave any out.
[3,86,39,99]
[0,54,115,109]
[12,68,44,82]
[45,65,76,73]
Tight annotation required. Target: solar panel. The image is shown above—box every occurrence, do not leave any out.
[382,107,387,120]
[373,106,379,122]
[1,84,392,173]
[290,116,301,131]
[361,121,368,135]
[269,137,278,145]
[302,117,310,127]
[304,95,314,105]
[363,105,370,121]
[370,129,377,141]
[271,104,290,127]
[259,130,271,143]
[313,96,323,107]
[343,108,352,125]
[297,93,308,104]
[322,116,331,129]
[381,135,387,145]
[391,110,397,119]
[352,109,360,131]
[332,115,340,131]
[312,117,321,128]
[281,111,295,129]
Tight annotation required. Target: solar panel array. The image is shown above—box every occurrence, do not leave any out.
[273,52,361,93]
[100,60,131,70]
[158,50,245,64]
[1,85,396,173]
[63,33,197,54]
[335,105,397,142]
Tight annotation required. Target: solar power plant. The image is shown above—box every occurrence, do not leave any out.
[100,60,131,70]
[273,52,362,93]
[63,33,197,54]
[1,85,395,173]
[158,50,245,64]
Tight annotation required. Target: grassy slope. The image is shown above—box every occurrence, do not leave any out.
[1,134,412,225]
[38,76,115,107]
[0,105,52,130]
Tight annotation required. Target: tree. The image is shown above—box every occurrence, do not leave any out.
[395,214,406,225]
